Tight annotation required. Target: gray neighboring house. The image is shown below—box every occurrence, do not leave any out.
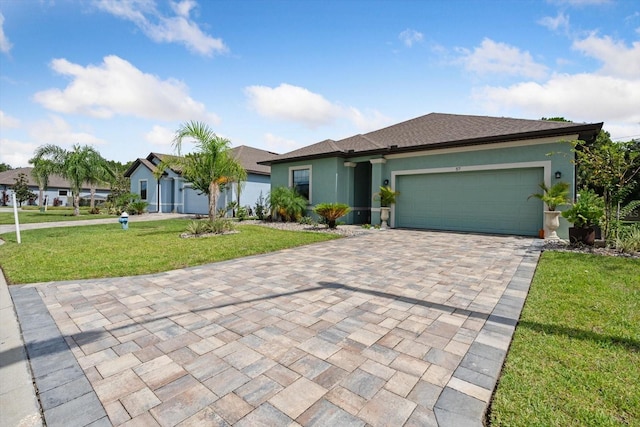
[0,167,110,207]
[261,113,603,239]
[124,145,277,214]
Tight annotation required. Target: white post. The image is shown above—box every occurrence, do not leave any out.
[158,179,162,213]
[12,193,21,244]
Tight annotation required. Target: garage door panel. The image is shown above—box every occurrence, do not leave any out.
[395,168,543,236]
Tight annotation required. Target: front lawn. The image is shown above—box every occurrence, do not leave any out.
[0,209,113,224]
[0,219,340,284]
[489,251,640,426]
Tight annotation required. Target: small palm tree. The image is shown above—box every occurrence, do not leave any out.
[313,203,351,229]
[31,144,110,216]
[268,187,307,222]
[528,182,570,211]
[373,186,399,207]
[158,121,247,221]
[29,157,55,208]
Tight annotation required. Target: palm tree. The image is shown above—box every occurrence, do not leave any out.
[158,121,246,221]
[31,144,110,216]
[29,156,56,208]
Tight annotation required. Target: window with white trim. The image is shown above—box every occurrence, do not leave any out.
[289,165,311,202]
[139,180,148,201]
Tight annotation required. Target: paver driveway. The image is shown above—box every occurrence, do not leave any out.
[11,229,541,426]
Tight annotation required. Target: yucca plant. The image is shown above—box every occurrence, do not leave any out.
[313,203,351,229]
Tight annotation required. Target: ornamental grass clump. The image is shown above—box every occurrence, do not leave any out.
[313,203,351,229]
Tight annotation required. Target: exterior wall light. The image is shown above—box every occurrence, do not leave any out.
[555,171,562,179]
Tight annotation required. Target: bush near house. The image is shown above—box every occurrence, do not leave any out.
[313,203,351,229]
[268,186,307,222]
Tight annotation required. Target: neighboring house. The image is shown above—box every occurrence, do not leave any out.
[0,167,110,207]
[260,113,603,239]
[125,145,277,215]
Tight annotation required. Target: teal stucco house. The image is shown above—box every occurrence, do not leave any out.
[125,145,277,215]
[260,113,602,239]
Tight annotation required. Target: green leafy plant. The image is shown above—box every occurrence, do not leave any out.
[210,218,235,234]
[615,224,640,253]
[254,192,266,220]
[528,181,570,211]
[236,206,248,221]
[562,189,604,228]
[268,186,307,222]
[186,220,211,236]
[313,203,351,229]
[129,200,148,215]
[373,186,399,207]
[298,216,315,225]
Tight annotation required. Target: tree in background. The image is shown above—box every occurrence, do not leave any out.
[29,156,56,208]
[574,130,640,241]
[156,121,247,221]
[0,162,12,173]
[12,173,36,206]
[31,144,112,216]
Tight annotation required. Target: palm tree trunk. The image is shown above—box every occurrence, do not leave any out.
[38,187,44,208]
[208,181,218,221]
[90,184,96,210]
[74,193,80,216]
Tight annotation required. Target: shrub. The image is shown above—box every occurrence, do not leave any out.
[89,207,101,214]
[210,218,235,234]
[615,224,640,253]
[185,220,210,236]
[562,189,605,228]
[130,200,148,215]
[237,206,248,221]
[255,192,266,220]
[313,203,351,229]
[298,216,315,225]
[268,187,307,222]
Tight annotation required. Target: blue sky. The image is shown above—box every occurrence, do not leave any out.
[1,0,639,167]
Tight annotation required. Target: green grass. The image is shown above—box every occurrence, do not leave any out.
[0,209,113,224]
[489,251,640,426]
[0,219,339,284]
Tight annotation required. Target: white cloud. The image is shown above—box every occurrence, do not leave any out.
[29,115,107,146]
[572,34,640,79]
[245,83,341,128]
[33,55,219,123]
[94,0,227,56]
[0,12,12,54]
[144,124,175,146]
[538,12,570,32]
[0,110,21,129]
[0,139,37,168]
[399,29,423,47]
[459,38,548,80]
[263,133,302,153]
[244,83,391,131]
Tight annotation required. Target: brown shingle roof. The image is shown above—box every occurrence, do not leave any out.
[0,167,110,190]
[125,146,278,178]
[261,113,603,164]
[230,145,278,175]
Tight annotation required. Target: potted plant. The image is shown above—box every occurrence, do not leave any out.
[528,181,570,240]
[373,185,399,229]
[562,189,604,245]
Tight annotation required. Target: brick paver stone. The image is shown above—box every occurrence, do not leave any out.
[12,230,542,426]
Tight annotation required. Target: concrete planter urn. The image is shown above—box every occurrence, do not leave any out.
[380,207,391,229]
[544,210,562,240]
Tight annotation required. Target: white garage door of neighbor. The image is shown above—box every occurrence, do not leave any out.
[395,168,544,236]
